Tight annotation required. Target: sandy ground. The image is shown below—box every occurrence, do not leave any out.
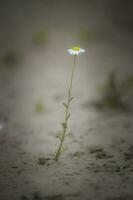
[0,0,133,199]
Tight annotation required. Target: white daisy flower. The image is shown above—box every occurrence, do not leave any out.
[68,46,85,55]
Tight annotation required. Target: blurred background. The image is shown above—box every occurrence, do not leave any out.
[0,0,133,143]
[1,0,133,199]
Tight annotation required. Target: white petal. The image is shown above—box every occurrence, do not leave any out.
[80,49,85,53]
[68,50,73,54]
[69,50,73,54]
[72,50,77,55]
[70,51,74,54]
[68,49,71,53]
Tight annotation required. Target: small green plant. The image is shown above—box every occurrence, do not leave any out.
[35,100,45,113]
[92,71,133,111]
[54,46,85,161]
[2,49,22,67]
[32,28,48,46]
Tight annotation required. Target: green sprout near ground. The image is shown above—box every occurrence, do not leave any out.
[32,28,48,46]
[2,49,22,68]
[35,100,45,114]
[54,46,85,161]
[91,71,133,111]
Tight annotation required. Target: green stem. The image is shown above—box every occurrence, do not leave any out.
[54,55,77,161]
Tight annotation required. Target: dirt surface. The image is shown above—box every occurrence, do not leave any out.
[0,1,133,200]
[1,113,133,200]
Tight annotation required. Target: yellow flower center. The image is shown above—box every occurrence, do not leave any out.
[71,46,81,51]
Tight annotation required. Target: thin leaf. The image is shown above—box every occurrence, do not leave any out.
[62,102,68,109]
[61,122,67,129]
[69,97,74,102]
[60,146,68,153]
[56,132,63,140]
[66,131,74,137]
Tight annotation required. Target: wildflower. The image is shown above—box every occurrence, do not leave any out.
[68,46,85,55]
[54,46,85,161]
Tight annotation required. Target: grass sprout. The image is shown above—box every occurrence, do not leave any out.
[2,49,22,67]
[32,28,48,46]
[35,100,45,114]
[92,71,133,111]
